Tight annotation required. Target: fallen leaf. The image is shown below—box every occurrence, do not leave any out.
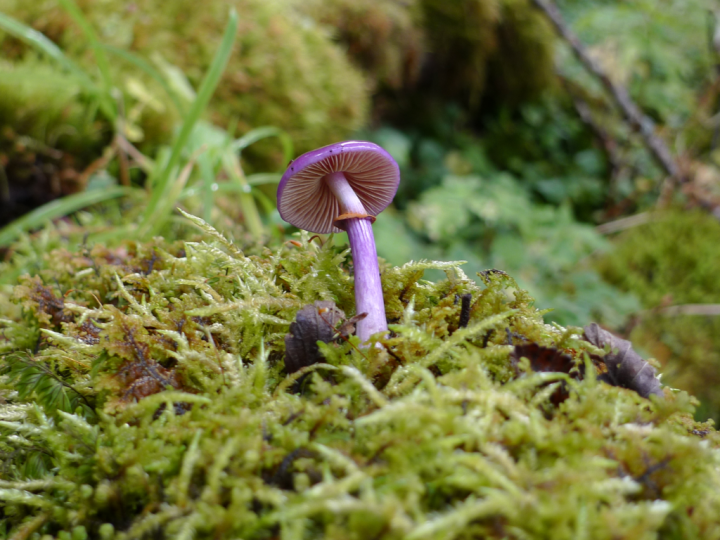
[583,323,663,399]
[511,343,578,376]
[284,301,346,374]
[337,312,367,339]
[510,343,582,404]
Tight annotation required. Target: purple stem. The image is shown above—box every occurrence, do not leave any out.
[325,171,387,342]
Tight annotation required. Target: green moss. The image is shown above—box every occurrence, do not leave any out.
[0,0,369,162]
[290,0,557,106]
[0,0,557,167]
[415,0,555,110]
[0,59,104,154]
[296,0,425,91]
[0,218,718,539]
[485,0,556,104]
[597,210,720,422]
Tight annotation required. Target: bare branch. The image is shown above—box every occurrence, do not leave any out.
[648,304,720,317]
[532,0,682,183]
[596,212,652,234]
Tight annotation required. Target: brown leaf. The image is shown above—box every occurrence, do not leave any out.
[510,343,579,376]
[583,323,663,399]
[510,343,582,405]
[337,312,367,338]
[284,301,346,374]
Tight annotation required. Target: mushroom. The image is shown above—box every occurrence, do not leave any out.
[278,141,400,343]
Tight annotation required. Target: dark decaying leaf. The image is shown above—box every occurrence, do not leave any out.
[336,312,367,340]
[583,323,663,399]
[510,343,583,405]
[510,343,579,376]
[284,301,347,374]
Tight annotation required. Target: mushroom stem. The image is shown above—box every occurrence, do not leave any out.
[324,171,387,342]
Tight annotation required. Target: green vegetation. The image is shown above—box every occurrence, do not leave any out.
[0,0,368,163]
[0,6,291,248]
[363,125,641,327]
[1,219,718,539]
[2,0,720,536]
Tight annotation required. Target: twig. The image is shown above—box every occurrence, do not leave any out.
[115,133,154,173]
[458,294,472,329]
[532,0,682,183]
[574,96,622,173]
[9,512,49,540]
[77,144,116,190]
[560,76,625,187]
[114,134,131,187]
[648,304,720,317]
[596,212,652,234]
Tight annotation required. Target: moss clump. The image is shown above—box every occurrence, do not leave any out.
[414,0,555,110]
[308,0,556,112]
[0,59,112,225]
[597,209,720,422]
[0,59,104,155]
[0,0,369,161]
[484,0,557,104]
[297,0,425,91]
[0,0,557,167]
[0,217,719,539]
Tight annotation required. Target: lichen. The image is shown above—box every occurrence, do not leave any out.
[0,217,718,539]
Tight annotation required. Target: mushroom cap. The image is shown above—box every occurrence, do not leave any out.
[277,141,400,234]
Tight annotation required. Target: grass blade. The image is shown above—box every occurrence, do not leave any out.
[252,187,276,215]
[179,174,281,200]
[101,44,185,114]
[0,12,94,89]
[197,154,217,222]
[137,8,239,238]
[57,0,114,100]
[221,151,264,239]
[246,173,282,186]
[232,127,294,167]
[152,146,207,231]
[0,187,138,247]
[0,11,116,121]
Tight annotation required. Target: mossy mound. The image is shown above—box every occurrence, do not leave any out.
[408,0,555,116]
[0,0,368,161]
[0,59,111,225]
[0,59,104,156]
[305,0,556,109]
[0,0,555,158]
[0,219,719,539]
[597,210,720,422]
[296,0,425,91]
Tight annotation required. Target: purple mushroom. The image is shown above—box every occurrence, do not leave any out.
[278,141,400,343]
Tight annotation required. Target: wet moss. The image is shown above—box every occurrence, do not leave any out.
[0,218,718,539]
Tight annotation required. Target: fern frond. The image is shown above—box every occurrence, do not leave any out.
[3,354,93,416]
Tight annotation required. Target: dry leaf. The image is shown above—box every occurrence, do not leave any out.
[510,343,582,404]
[284,301,347,374]
[583,323,663,399]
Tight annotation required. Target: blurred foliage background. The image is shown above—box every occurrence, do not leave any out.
[0,0,719,420]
